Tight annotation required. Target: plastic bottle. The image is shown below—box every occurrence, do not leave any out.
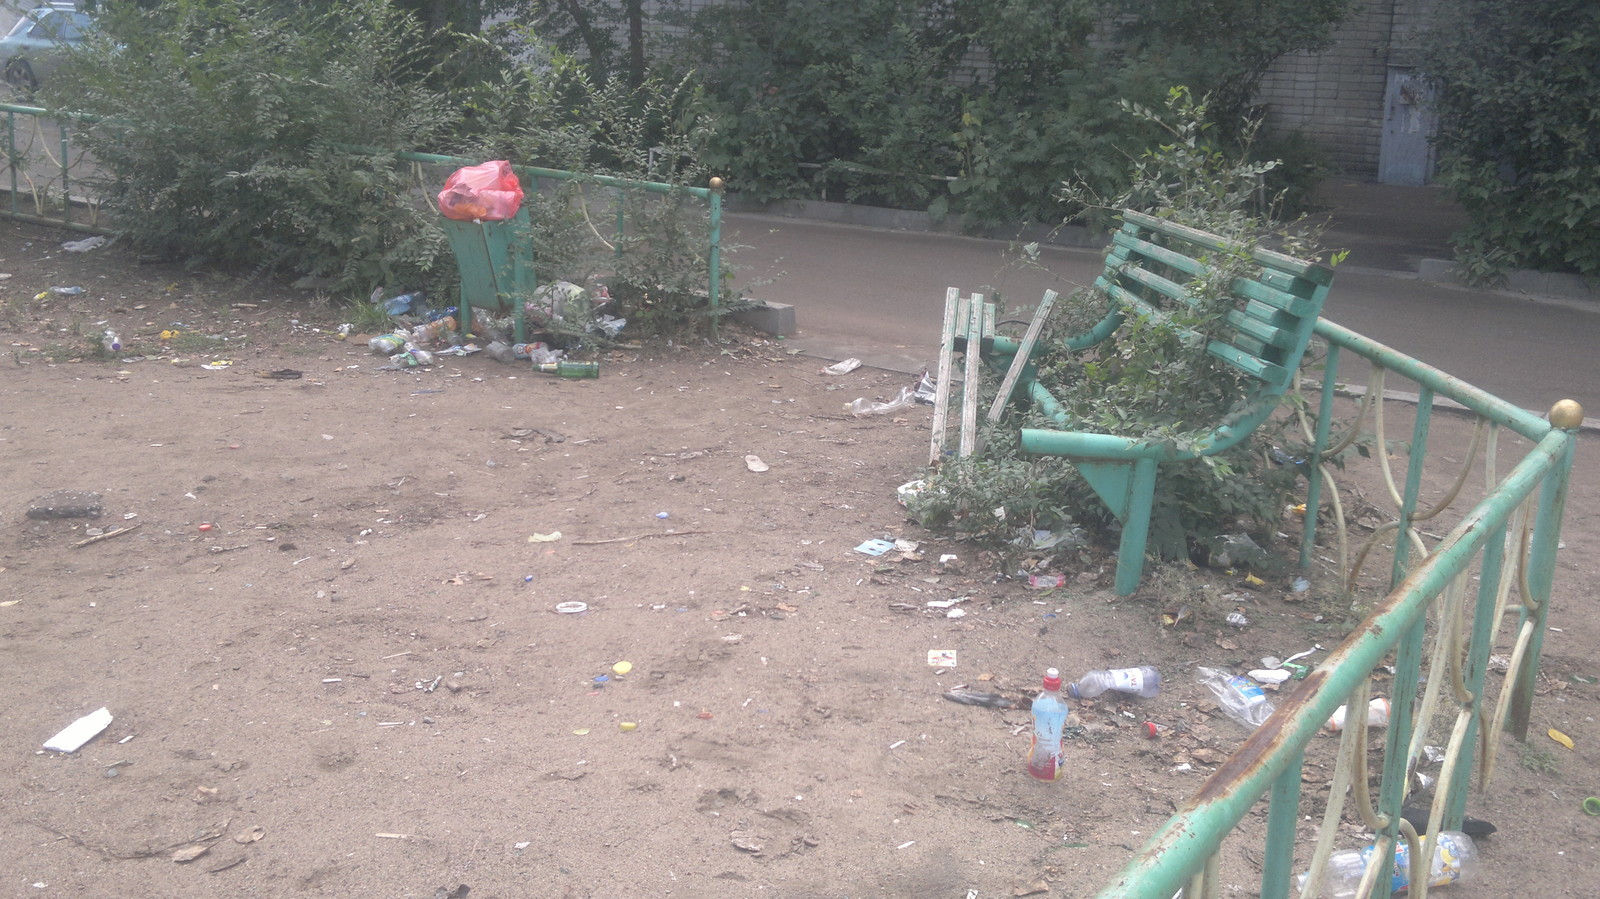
[1026,668,1069,781]
[511,341,548,360]
[1196,667,1276,728]
[536,361,600,379]
[368,332,407,355]
[1325,697,1391,733]
[412,315,457,348]
[379,290,424,316]
[1067,666,1161,699]
[101,329,121,353]
[1297,831,1478,897]
[484,341,516,364]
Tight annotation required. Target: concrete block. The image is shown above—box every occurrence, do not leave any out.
[729,299,796,337]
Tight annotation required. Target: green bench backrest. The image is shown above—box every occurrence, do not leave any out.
[1094,209,1335,395]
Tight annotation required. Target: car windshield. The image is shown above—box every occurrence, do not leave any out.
[13,10,86,42]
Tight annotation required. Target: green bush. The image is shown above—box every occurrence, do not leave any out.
[668,0,1350,226]
[50,0,460,295]
[1421,0,1600,280]
[454,38,732,336]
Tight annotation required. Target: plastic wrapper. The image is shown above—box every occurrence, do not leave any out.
[524,280,604,327]
[847,385,915,417]
[437,160,524,221]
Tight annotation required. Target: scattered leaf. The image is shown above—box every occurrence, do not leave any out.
[1548,728,1575,750]
[171,844,210,863]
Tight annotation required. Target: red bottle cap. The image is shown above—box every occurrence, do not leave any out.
[1042,668,1061,691]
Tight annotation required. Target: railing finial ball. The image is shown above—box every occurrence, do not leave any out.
[1549,399,1584,429]
[709,176,724,191]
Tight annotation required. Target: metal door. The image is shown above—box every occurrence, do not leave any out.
[1378,66,1437,185]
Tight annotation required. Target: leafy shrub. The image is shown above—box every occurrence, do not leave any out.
[455,37,733,336]
[49,0,460,295]
[666,0,1349,226]
[1421,0,1600,280]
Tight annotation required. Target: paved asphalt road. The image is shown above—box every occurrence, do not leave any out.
[723,211,1599,423]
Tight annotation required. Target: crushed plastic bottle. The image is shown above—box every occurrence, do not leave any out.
[101,330,121,353]
[1297,831,1478,898]
[1067,666,1162,699]
[368,332,408,355]
[1196,667,1275,728]
[847,385,915,417]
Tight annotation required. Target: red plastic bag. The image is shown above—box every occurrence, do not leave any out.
[437,160,524,221]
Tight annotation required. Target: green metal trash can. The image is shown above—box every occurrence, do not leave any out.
[440,209,535,343]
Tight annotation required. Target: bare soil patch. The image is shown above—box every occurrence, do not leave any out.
[1,220,1595,898]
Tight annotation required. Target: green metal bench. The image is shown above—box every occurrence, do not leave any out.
[983,209,1336,595]
[438,209,536,344]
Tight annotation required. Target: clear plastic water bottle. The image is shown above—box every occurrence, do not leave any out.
[101,329,121,353]
[1026,668,1069,781]
[1196,667,1275,728]
[1297,831,1478,897]
[1068,666,1161,699]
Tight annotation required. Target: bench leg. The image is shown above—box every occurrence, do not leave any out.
[1113,457,1159,596]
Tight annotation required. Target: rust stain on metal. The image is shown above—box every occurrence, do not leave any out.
[1194,669,1329,804]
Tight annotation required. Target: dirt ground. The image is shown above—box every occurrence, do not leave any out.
[1,219,1596,899]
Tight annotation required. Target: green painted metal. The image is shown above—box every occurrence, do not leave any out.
[1391,387,1434,589]
[440,210,535,344]
[1299,342,1341,569]
[990,211,1332,595]
[1092,311,1579,899]
[0,107,723,313]
[396,148,724,326]
[1446,513,1506,832]
[0,102,104,232]
[1310,319,1550,436]
[1509,435,1576,738]
[1259,747,1305,899]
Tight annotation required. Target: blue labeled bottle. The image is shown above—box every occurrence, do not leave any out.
[1027,668,1069,781]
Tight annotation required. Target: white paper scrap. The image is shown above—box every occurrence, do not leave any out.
[44,707,113,752]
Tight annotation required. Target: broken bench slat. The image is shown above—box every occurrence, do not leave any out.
[986,288,1059,425]
[957,293,988,458]
[928,287,963,466]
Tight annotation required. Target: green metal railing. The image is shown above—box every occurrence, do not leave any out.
[0,104,726,314]
[1,101,104,232]
[1094,319,1582,898]
[392,150,726,316]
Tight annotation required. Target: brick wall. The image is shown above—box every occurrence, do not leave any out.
[1255,0,1437,178]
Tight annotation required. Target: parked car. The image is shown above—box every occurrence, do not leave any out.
[0,6,90,93]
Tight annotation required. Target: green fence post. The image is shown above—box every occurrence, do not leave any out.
[1259,747,1305,899]
[58,120,69,227]
[1510,400,1583,738]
